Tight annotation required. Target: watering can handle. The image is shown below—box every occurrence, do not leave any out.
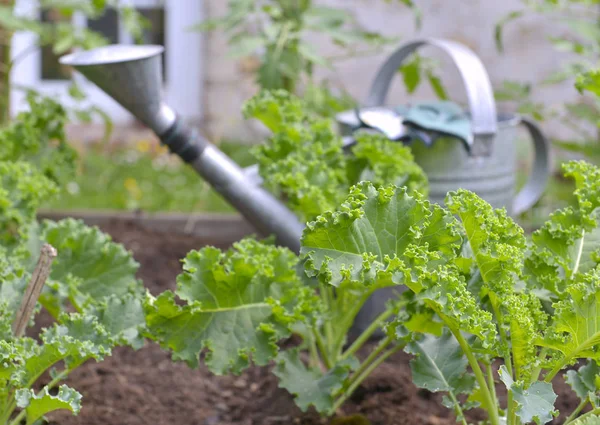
[513,117,551,216]
[365,38,497,156]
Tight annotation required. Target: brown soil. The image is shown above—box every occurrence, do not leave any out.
[37,219,580,425]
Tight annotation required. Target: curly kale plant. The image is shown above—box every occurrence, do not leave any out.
[147,157,600,422]
[0,95,146,424]
[303,159,600,424]
[243,89,428,222]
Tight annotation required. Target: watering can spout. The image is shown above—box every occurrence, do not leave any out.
[60,45,303,252]
[60,45,176,135]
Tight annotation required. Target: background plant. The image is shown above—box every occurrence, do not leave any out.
[0,0,149,128]
[0,93,147,424]
[192,0,445,118]
[243,89,428,222]
[45,139,256,214]
[495,0,600,163]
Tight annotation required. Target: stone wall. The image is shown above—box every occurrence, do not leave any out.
[202,0,587,145]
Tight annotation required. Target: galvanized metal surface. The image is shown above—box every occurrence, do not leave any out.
[366,38,498,157]
[60,45,177,135]
[363,38,550,216]
[60,45,304,253]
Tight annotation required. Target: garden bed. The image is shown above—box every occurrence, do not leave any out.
[33,213,580,425]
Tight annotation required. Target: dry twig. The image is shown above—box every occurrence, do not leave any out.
[11,243,57,337]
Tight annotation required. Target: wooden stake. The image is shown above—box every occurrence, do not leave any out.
[12,243,57,337]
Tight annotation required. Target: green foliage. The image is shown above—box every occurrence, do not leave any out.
[273,350,358,413]
[565,361,600,407]
[243,90,428,222]
[405,330,475,422]
[0,0,149,56]
[190,0,403,95]
[144,152,600,420]
[301,82,357,119]
[46,141,254,214]
[494,1,600,166]
[146,90,431,416]
[295,158,600,423]
[499,366,558,425]
[145,238,310,374]
[0,93,76,188]
[0,1,149,131]
[188,0,447,112]
[574,416,600,425]
[16,385,82,425]
[398,53,448,100]
[0,93,146,424]
[0,162,57,254]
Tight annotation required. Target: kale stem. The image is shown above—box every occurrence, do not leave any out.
[530,348,548,385]
[447,388,469,425]
[347,336,392,385]
[508,388,516,425]
[330,291,371,361]
[320,282,336,356]
[330,343,402,414]
[565,406,600,425]
[42,368,71,392]
[486,363,499,410]
[1,394,16,425]
[308,329,321,370]
[571,229,586,278]
[314,327,333,369]
[489,298,515,425]
[341,307,395,361]
[451,327,500,425]
[545,360,568,383]
[7,408,25,425]
[564,397,589,425]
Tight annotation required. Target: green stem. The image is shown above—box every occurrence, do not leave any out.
[7,408,24,425]
[308,330,320,370]
[330,291,371,361]
[4,368,70,425]
[46,369,69,389]
[486,363,499,410]
[330,344,402,414]
[508,388,516,425]
[572,229,586,278]
[564,397,589,425]
[451,327,500,425]
[320,282,335,357]
[1,395,16,425]
[314,327,333,369]
[448,389,469,425]
[489,298,514,425]
[0,16,12,125]
[545,359,568,383]
[566,406,600,425]
[530,348,548,385]
[341,307,395,361]
[347,336,392,386]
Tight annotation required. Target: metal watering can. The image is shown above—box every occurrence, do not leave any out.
[59,45,304,253]
[336,38,551,334]
[338,38,551,216]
